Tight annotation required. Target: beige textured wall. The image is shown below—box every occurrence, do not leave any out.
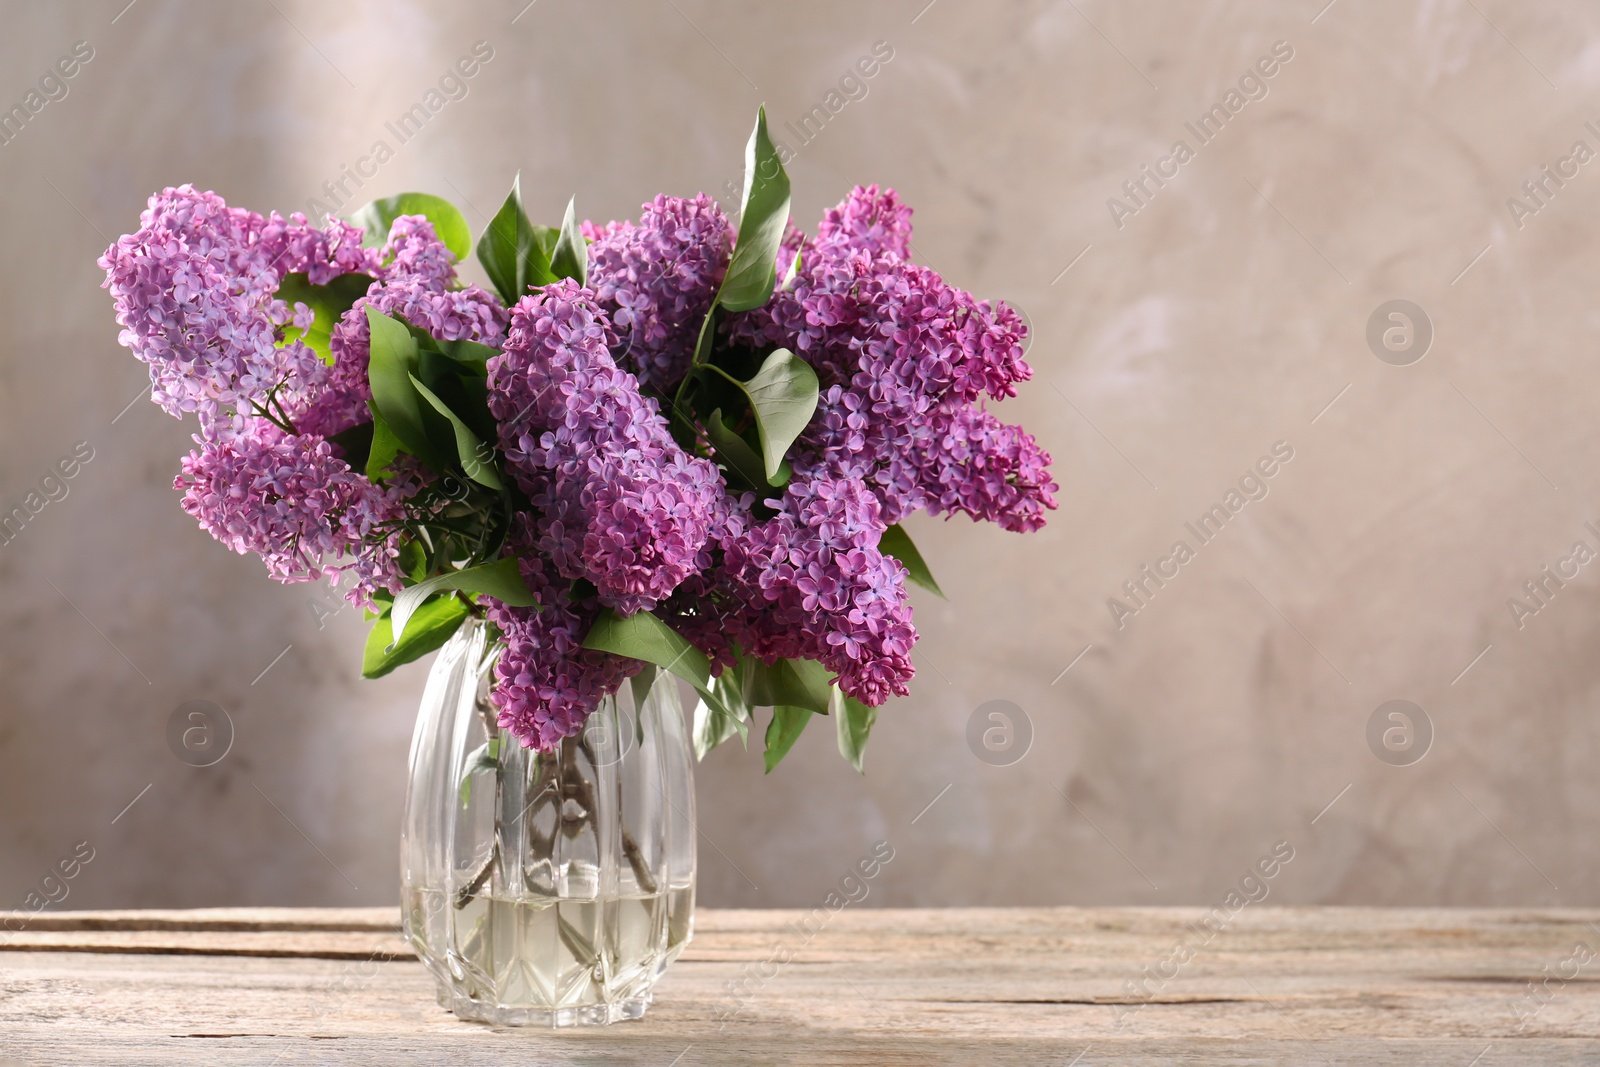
[2,0,1599,911]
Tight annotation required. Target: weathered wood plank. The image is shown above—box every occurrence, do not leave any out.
[2,907,1599,1065]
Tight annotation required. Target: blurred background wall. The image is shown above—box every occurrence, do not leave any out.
[2,0,1599,910]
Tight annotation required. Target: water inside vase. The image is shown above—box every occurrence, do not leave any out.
[410,886,668,1017]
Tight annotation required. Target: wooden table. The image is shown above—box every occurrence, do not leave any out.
[3,907,1599,1064]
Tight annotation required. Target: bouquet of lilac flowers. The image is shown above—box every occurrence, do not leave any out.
[100,110,1056,770]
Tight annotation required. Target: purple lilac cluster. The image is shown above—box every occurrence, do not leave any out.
[99,186,464,606]
[584,194,731,389]
[484,517,639,751]
[173,422,409,602]
[488,280,723,613]
[727,184,1056,534]
[99,185,366,431]
[484,280,726,745]
[717,478,916,705]
[665,184,1057,705]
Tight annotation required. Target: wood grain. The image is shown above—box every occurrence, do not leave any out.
[3,907,1600,1064]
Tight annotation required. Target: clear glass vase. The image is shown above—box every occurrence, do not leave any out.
[401,617,696,1027]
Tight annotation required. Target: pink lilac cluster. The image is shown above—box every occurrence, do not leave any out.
[488,280,724,614]
[717,478,916,704]
[483,281,735,747]
[583,194,731,389]
[99,186,449,606]
[174,422,409,603]
[99,184,374,432]
[484,517,639,751]
[727,184,1057,534]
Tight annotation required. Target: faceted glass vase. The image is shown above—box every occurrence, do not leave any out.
[401,618,697,1027]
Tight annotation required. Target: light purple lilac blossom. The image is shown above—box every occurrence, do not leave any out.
[174,422,408,603]
[485,517,640,750]
[718,477,917,705]
[487,279,724,615]
[584,194,731,390]
[99,185,376,434]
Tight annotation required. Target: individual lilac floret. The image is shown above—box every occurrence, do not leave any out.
[585,194,731,389]
[486,519,639,751]
[719,477,916,706]
[174,420,408,606]
[294,216,508,439]
[488,281,724,612]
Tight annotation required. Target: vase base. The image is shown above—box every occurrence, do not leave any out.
[440,989,653,1028]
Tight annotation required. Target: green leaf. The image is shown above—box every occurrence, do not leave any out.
[365,404,402,481]
[583,607,711,688]
[719,671,752,743]
[459,738,501,805]
[691,304,718,369]
[880,523,945,598]
[397,538,427,583]
[549,195,587,286]
[408,373,503,490]
[476,174,559,304]
[362,595,469,679]
[833,687,878,773]
[718,106,792,312]
[744,349,818,480]
[432,336,501,368]
[397,316,500,369]
[781,247,802,291]
[365,309,448,472]
[763,706,812,773]
[704,408,769,491]
[274,272,374,365]
[708,350,818,481]
[582,607,744,738]
[694,672,751,760]
[694,698,741,760]
[629,664,658,711]
[350,193,471,262]
[741,655,831,715]
[389,557,537,647]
